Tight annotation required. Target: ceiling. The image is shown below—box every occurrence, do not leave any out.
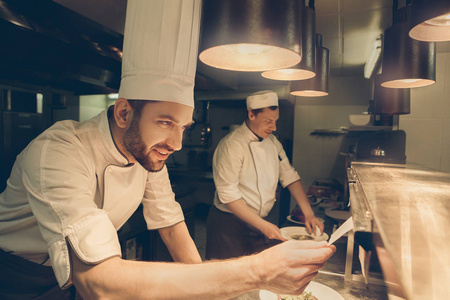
[51,0,450,95]
[53,0,394,76]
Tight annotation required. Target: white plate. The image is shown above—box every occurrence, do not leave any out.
[280,226,328,242]
[324,210,351,221]
[286,215,325,225]
[259,281,344,300]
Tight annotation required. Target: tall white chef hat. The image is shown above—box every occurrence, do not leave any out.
[118,0,201,108]
[246,90,279,110]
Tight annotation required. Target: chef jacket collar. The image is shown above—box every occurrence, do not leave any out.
[102,106,131,166]
[243,121,264,142]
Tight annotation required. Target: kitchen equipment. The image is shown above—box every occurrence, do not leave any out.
[184,101,212,148]
[348,161,450,298]
[370,147,385,156]
[356,130,406,163]
[374,74,410,115]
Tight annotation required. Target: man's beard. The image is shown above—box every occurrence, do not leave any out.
[123,115,165,172]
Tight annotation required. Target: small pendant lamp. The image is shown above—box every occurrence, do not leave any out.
[380,4,436,89]
[374,74,410,115]
[290,33,329,97]
[261,3,316,81]
[198,0,302,72]
[409,0,450,42]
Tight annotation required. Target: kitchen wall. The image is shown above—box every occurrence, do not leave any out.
[400,52,450,172]
[79,95,115,121]
[291,51,450,209]
[292,76,371,191]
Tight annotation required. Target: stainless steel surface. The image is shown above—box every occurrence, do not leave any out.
[351,161,450,300]
[348,175,373,233]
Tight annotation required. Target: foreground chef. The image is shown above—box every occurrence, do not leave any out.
[206,90,325,260]
[0,1,334,299]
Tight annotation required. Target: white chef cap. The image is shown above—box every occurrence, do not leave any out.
[118,0,201,108]
[246,90,279,110]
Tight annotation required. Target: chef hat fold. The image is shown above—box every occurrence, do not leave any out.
[118,0,202,108]
[246,90,279,110]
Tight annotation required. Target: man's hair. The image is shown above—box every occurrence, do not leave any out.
[248,105,278,118]
[127,100,148,120]
[108,100,156,122]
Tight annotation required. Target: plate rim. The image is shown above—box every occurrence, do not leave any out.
[324,210,351,221]
[280,226,328,242]
[259,281,344,300]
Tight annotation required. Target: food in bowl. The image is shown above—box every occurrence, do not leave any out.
[290,234,314,241]
[278,291,318,300]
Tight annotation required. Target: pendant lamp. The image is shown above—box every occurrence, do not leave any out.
[374,74,410,115]
[409,0,450,42]
[380,5,436,89]
[290,33,329,97]
[261,3,316,80]
[198,0,302,72]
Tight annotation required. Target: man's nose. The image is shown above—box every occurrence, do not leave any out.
[270,123,277,131]
[166,127,183,151]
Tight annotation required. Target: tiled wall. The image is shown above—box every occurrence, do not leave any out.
[292,76,371,191]
[292,51,450,200]
[400,52,450,172]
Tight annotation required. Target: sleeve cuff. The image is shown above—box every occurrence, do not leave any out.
[142,198,185,230]
[49,212,121,287]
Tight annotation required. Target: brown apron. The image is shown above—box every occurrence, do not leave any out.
[205,206,281,260]
[0,249,76,300]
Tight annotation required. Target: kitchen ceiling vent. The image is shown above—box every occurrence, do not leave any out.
[0,0,123,95]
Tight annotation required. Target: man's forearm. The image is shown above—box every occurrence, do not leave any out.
[72,240,336,300]
[158,221,202,264]
[72,249,260,300]
[287,180,314,217]
[225,199,266,230]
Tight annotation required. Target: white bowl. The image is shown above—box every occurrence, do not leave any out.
[280,226,328,242]
[349,114,371,126]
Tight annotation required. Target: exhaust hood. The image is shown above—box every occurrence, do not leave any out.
[0,0,123,95]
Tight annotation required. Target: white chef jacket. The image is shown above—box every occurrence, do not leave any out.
[0,108,184,288]
[213,122,300,217]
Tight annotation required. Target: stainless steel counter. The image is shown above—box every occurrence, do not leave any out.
[350,162,450,300]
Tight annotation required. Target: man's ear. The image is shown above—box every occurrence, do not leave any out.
[114,98,133,129]
[248,110,255,121]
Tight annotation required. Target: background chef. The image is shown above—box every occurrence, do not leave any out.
[206,90,325,260]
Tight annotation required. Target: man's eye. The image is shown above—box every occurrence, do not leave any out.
[158,121,172,128]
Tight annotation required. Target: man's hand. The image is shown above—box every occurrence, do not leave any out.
[304,215,325,236]
[259,220,287,241]
[252,240,336,295]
